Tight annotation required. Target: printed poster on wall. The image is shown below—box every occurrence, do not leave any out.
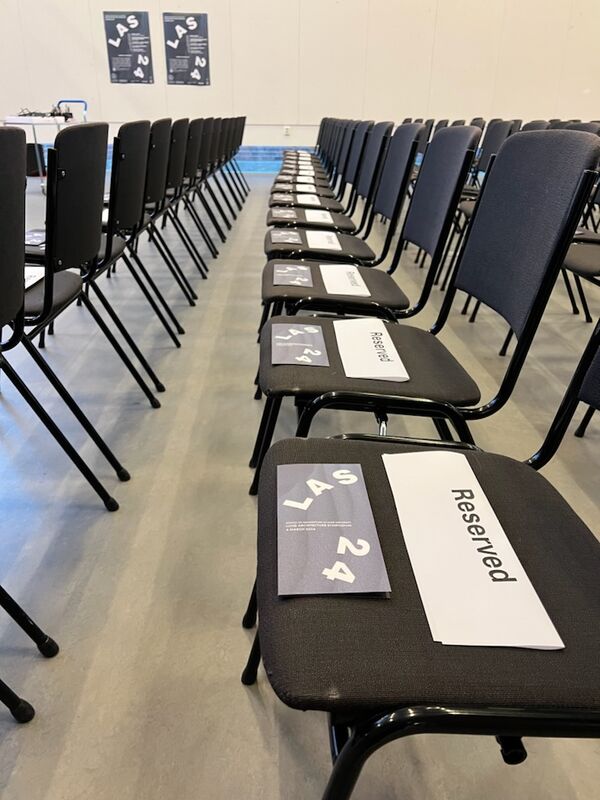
[103,11,154,84]
[163,13,210,86]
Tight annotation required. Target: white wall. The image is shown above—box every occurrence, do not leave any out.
[1,0,599,145]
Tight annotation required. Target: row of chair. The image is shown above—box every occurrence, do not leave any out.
[239,117,600,798]
[0,115,249,721]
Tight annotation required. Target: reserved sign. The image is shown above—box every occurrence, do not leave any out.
[333,317,408,381]
[382,451,564,649]
[320,263,370,296]
[306,230,342,250]
[305,210,334,224]
[277,463,391,595]
[271,323,329,366]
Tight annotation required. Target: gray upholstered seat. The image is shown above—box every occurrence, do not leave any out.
[257,436,600,715]
[24,271,82,317]
[260,259,409,309]
[259,315,480,405]
[268,193,345,212]
[265,208,356,232]
[564,241,600,277]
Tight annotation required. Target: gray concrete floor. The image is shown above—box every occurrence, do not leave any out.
[0,174,598,799]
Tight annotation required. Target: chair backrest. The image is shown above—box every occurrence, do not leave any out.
[470,117,485,129]
[209,118,222,166]
[433,119,449,135]
[403,125,481,258]
[521,120,549,131]
[451,119,466,126]
[111,120,150,231]
[416,118,434,155]
[0,128,26,329]
[567,121,600,135]
[355,120,393,199]
[334,121,357,175]
[372,122,422,220]
[414,118,423,123]
[510,119,522,133]
[198,117,214,172]
[165,118,190,191]
[476,119,513,172]
[454,130,600,338]
[343,120,373,185]
[184,118,204,181]
[49,123,108,270]
[402,117,412,124]
[144,118,172,204]
[548,119,580,129]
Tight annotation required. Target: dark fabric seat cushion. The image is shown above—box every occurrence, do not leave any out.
[257,436,600,715]
[24,271,82,317]
[265,208,356,233]
[264,229,376,262]
[269,194,345,213]
[259,315,481,405]
[574,228,600,244]
[279,167,328,178]
[25,234,124,267]
[271,183,335,198]
[261,260,409,310]
[458,198,476,218]
[564,241,600,278]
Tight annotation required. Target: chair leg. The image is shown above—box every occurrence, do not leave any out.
[183,195,219,257]
[197,189,227,242]
[573,274,593,323]
[205,180,232,230]
[241,630,261,685]
[575,406,595,437]
[499,329,514,357]
[79,293,161,409]
[167,208,209,278]
[242,580,257,629]
[461,295,472,315]
[88,281,166,393]
[0,585,59,657]
[147,226,198,304]
[249,395,276,467]
[0,678,35,723]
[469,300,481,323]
[249,396,282,494]
[20,336,131,481]
[121,251,184,343]
[257,302,271,338]
[561,269,580,315]
[434,417,455,442]
[213,172,237,220]
[253,367,262,401]
[0,356,119,511]
[38,329,46,349]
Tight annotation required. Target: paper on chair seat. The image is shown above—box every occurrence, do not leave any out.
[271,208,298,220]
[272,193,294,202]
[25,266,45,289]
[273,263,313,286]
[296,176,317,184]
[305,210,334,224]
[382,451,564,650]
[271,229,302,245]
[299,194,321,206]
[306,230,341,250]
[320,264,370,296]
[295,184,317,193]
[333,317,408,381]
[271,322,329,366]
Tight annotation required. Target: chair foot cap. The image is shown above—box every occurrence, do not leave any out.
[105,497,120,512]
[11,700,35,723]
[38,637,59,658]
[117,468,131,482]
[150,398,161,409]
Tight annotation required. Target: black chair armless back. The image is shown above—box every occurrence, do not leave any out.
[567,122,600,135]
[521,120,549,131]
[166,118,190,191]
[455,130,600,338]
[451,119,466,126]
[371,123,422,220]
[144,118,172,204]
[416,118,434,156]
[0,128,26,330]
[403,125,481,257]
[433,119,449,134]
[355,121,393,199]
[335,121,357,175]
[50,123,107,270]
[112,120,150,230]
[184,118,204,181]
[469,117,486,129]
[198,117,214,173]
[401,117,412,124]
[209,118,222,167]
[476,119,513,173]
[344,120,374,185]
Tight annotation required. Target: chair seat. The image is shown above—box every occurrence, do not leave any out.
[257,436,600,715]
[269,194,344,213]
[259,315,481,405]
[275,173,330,185]
[271,183,335,198]
[24,271,82,318]
[264,229,376,262]
[458,198,476,218]
[261,260,409,310]
[564,241,600,278]
[279,167,328,179]
[574,228,600,244]
[265,208,356,233]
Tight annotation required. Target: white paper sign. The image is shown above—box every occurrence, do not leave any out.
[296,184,318,193]
[333,318,408,381]
[296,176,318,184]
[320,264,371,296]
[306,230,342,251]
[300,194,321,206]
[24,266,45,289]
[305,210,334,224]
[382,451,564,650]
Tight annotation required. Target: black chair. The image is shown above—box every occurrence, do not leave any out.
[567,121,600,135]
[267,121,393,234]
[249,131,599,493]
[0,128,59,723]
[521,120,550,131]
[242,319,600,800]
[450,119,466,126]
[256,125,480,338]
[264,123,420,265]
[469,117,485,129]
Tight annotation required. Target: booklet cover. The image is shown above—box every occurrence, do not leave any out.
[277,463,391,595]
[271,323,329,366]
[271,229,303,245]
[273,263,313,287]
[382,451,564,649]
